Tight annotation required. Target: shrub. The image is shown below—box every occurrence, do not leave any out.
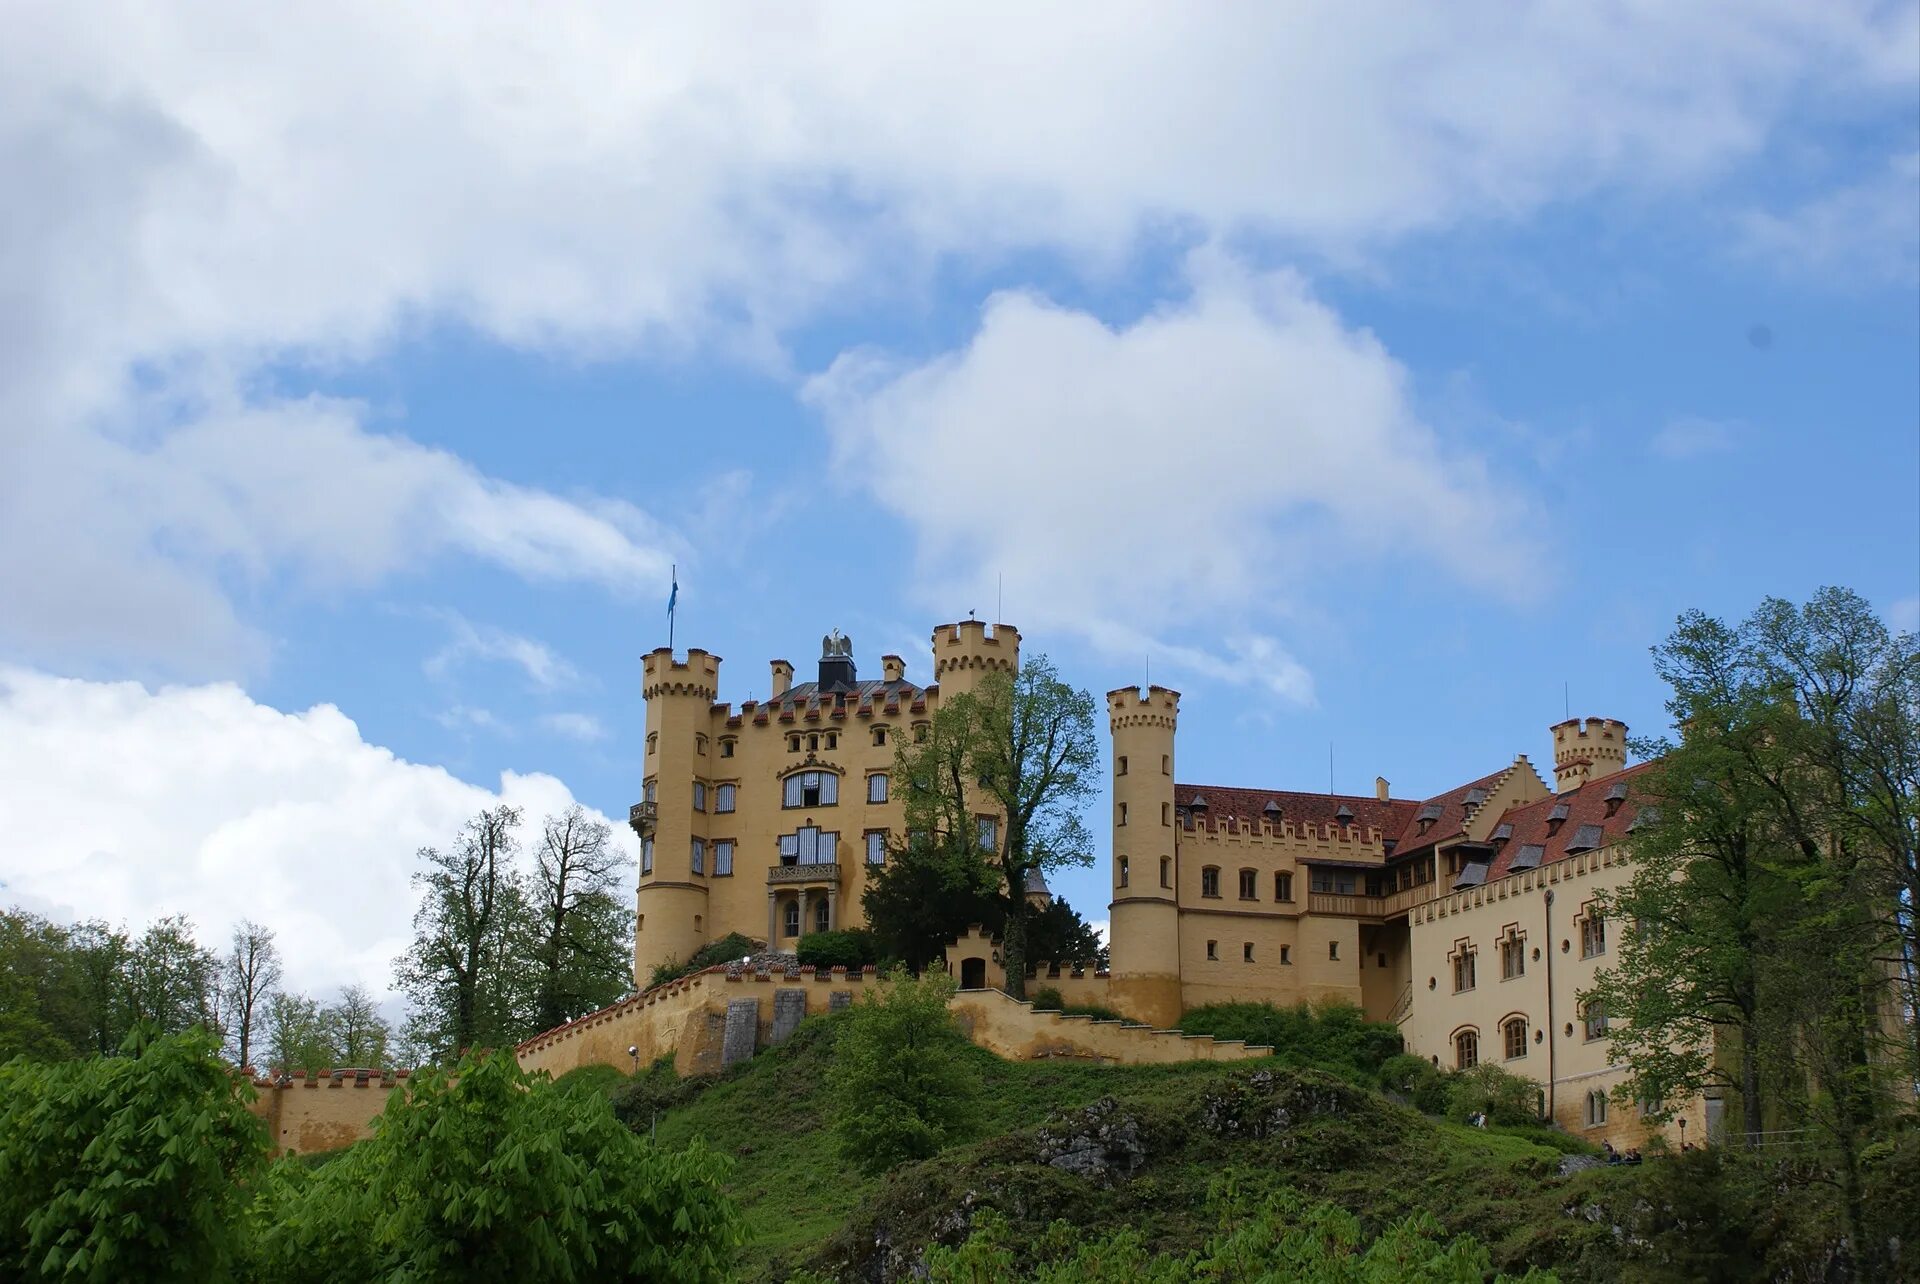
[648,932,760,988]
[1179,1000,1403,1081]
[246,1048,742,1283]
[796,929,879,970]
[1030,986,1065,1010]
[832,968,981,1174]
[610,1053,705,1134]
[1446,1064,1542,1127]
[0,1026,267,1283]
[1379,1051,1451,1114]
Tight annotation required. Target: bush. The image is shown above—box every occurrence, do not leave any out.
[1379,1051,1451,1115]
[610,1053,705,1134]
[648,932,760,988]
[1179,1001,1403,1081]
[1030,986,1065,1010]
[832,969,982,1174]
[245,1048,742,1282]
[0,1026,267,1283]
[796,929,879,970]
[1446,1064,1542,1127]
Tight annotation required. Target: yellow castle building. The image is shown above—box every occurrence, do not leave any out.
[633,621,1700,1147]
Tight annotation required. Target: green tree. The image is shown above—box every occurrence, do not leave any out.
[324,984,391,1066]
[125,915,220,1038]
[245,1048,741,1282]
[861,830,1002,970]
[0,910,88,1061]
[527,805,635,1031]
[219,920,280,1070]
[66,920,135,1056]
[265,990,335,1072]
[0,1026,266,1283]
[832,967,982,1173]
[892,654,1099,997]
[395,805,533,1060]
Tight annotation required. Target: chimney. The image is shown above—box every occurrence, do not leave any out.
[1375,776,1390,802]
[881,654,905,683]
[1551,717,1629,791]
[770,659,793,699]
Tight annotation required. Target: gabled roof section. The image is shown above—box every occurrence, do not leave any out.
[1386,767,1513,858]
[1483,761,1657,880]
[1172,784,1417,837]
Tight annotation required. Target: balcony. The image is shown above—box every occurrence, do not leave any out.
[767,862,840,887]
[627,801,657,836]
[1305,884,1434,920]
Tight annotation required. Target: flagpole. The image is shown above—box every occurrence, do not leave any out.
[668,564,677,654]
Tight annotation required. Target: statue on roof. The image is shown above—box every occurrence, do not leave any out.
[822,629,853,658]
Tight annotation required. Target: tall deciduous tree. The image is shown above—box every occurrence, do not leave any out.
[221,920,282,1071]
[325,985,391,1067]
[0,911,89,1062]
[527,805,634,1031]
[125,915,219,1039]
[395,806,531,1061]
[265,991,335,1073]
[893,655,1098,997]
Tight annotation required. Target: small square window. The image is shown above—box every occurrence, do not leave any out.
[719,738,735,758]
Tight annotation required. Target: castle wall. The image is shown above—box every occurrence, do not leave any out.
[246,1069,406,1156]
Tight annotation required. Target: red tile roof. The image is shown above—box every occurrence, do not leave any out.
[1174,784,1417,838]
[1384,768,1513,858]
[1482,761,1656,880]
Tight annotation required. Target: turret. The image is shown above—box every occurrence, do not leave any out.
[1551,717,1629,792]
[634,648,723,985]
[929,620,1020,699]
[1105,684,1182,1028]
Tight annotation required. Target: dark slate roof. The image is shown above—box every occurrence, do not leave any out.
[1387,768,1512,857]
[1508,843,1545,871]
[776,678,924,711]
[1482,762,1655,881]
[1453,861,1490,889]
[1024,869,1051,895]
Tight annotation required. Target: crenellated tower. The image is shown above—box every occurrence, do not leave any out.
[634,647,722,985]
[1550,716,1629,792]
[1105,684,1183,1029]
[930,620,1021,700]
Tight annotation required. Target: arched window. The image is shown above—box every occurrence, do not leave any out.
[1503,1017,1528,1060]
[695,734,708,755]
[1200,866,1221,898]
[867,773,888,803]
[783,901,800,937]
[692,782,707,812]
[641,838,654,875]
[1237,868,1257,900]
[646,732,657,756]
[1455,1029,1479,1069]
[715,783,736,813]
[1585,1090,1608,1126]
[783,770,838,808]
[787,734,802,753]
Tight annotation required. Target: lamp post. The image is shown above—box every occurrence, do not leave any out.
[1678,1115,1688,1152]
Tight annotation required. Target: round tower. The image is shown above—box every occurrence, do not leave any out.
[634,647,721,986]
[1550,716,1629,792]
[930,620,1021,700]
[1106,684,1183,1029]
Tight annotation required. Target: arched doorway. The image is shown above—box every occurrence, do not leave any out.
[960,957,987,990]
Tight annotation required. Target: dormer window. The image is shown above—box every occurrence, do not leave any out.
[1263,799,1283,824]
[1335,804,1354,827]
[1490,822,1513,848]
[1604,778,1630,817]
[1414,802,1442,836]
[1546,802,1570,836]
[1564,824,1605,855]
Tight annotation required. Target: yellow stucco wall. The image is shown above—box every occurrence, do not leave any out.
[246,1070,405,1155]
[950,988,1268,1063]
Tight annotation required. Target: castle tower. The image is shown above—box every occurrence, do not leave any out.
[634,647,721,984]
[930,619,1021,700]
[1106,685,1183,1029]
[1550,716,1629,792]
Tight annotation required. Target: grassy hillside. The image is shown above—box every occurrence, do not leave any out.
[576,1013,1911,1282]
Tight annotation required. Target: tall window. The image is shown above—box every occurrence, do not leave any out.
[1117,802,1128,826]
[1453,948,1477,993]
[866,831,886,865]
[1275,872,1294,902]
[1116,755,1128,776]
[1455,1029,1479,1069]
[783,902,800,937]
[646,733,657,756]
[868,773,888,803]
[1503,1017,1528,1060]
[1160,857,1171,888]
[1161,754,1170,775]
[1581,913,1607,959]
[1118,856,1129,887]
[783,771,838,808]
[1201,866,1221,897]
[1243,942,1255,962]
[692,782,707,812]
[1501,934,1526,980]
[715,783,736,813]
[643,779,656,805]
[1585,1090,1608,1126]
[1238,868,1257,899]
[977,816,998,851]
[713,840,733,876]
[779,826,838,865]
[814,899,830,932]
[695,734,708,755]
[1582,1000,1608,1042]
[690,838,705,874]
[641,838,653,875]
[1206,940,1218,960]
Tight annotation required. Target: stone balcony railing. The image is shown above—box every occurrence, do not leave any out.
[767,862,840,886]
[627,801,657,836]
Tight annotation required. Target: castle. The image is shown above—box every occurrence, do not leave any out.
[633,621,1700,1147]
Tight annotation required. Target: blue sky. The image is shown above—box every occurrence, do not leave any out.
[0,4,1914,1001]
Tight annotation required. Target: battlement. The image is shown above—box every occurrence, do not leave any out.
[247,1066,411,1089]
[1107,684,1180,730]
[931,620,1021,680]
[1550,716,1629,789]
[642,647,721,700]
[1181,814,1389,855]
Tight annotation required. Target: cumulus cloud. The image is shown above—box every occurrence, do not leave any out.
[807,257,1530,699]
[425,614,582,692]
[0,667,633,1004]
[0,4,1908,671]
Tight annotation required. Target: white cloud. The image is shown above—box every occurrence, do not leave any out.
[0,4,1908,671]
[806,256,1530,699]
[1738,151,1920,286]
[426,614,581,692]
[1889,597,1920,635]
[540,713,610,743]
[1651,415,1741,460]
[0,667,633,1005]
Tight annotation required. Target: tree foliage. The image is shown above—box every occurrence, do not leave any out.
[245,1048,741,1283]
[528,805,634,1031]
[219,920,280,1070]
[831,968,982,1173]
[886,654,1100,995]
[0,1027,266,1283]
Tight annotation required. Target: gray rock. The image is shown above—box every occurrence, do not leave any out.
[1035,1097,1146,1181]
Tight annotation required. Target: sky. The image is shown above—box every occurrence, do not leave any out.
[1,3,1916,1011]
